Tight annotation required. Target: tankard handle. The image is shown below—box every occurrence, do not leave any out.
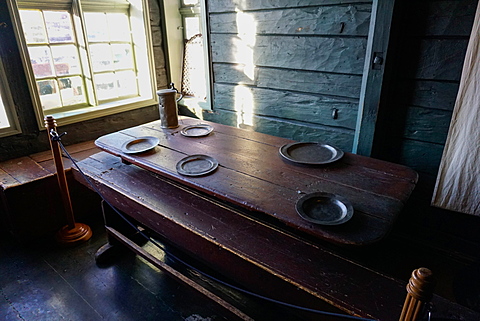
[169,83,184,102]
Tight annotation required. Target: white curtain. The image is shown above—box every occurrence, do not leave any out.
[432,1,480,216]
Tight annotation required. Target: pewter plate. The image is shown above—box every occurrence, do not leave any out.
[295,192,353,225]
[121,136,159,154]
[180,124,214,137]
[279,142,344,165]
[176,154,219,176]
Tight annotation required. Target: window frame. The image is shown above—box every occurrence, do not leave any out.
[0,57,22,137]
[162,0,212,111]
[7,0,157,129]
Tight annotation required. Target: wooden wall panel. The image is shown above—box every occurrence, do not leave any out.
[247,117,354,150]
[213,83,358,129]
[256,68,362,99]
[209,4,371,36]
[407,0,477,37]
[407,80,459,111]
[205,1,372,149]
[213,64,363,99]
[402,107,452,144]
[202,109,354,151]
[398,141,444,185]
[208,0,371,13]
[211,34,367,74]
[412,39,469,81]
[213,63,257,85]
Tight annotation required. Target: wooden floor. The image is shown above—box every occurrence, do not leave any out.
[0,213,312,321]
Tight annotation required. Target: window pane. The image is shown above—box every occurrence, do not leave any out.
[59,76,86,105]
[95,73,117,100]
[112,44,133,69]
[90,44,113,72]
[107,13,131,42]
[37,79,61,109]
[44,11,74,43]
[184,17,200,40]
[84,12,109,42]
[116,70,137,96]
[0,91,10,129]
[20,10,47,44]
[51,45,81,76]
[29,46,54,78]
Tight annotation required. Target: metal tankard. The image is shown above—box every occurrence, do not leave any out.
[157,83,183,128]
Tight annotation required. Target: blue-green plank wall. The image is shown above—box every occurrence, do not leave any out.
[203,1,373,150]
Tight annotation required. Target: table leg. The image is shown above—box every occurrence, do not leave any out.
[95,202,148,265]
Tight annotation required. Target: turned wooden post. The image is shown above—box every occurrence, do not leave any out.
[45,115,92,245]
[399,267,436,321]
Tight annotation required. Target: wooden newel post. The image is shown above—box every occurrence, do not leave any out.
[399,267,436,321]
[45,115,92,245]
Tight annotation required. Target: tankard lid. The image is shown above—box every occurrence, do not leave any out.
[156,89,177,95]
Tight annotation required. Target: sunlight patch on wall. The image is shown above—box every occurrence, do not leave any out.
[233,8,256,128]
[234,85,254,127]
[234,10,256,80]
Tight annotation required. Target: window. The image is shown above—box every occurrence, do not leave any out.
[179,0,206,101]
[162,0,211,111]
[0,57,21,137]
[8,0,156,128]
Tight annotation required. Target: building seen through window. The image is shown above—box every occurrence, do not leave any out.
[20,8,139,110]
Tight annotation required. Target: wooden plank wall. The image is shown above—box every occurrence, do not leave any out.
[374,0,480,258]
[202,0,373,151]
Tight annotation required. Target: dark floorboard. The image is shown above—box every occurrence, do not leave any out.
[0,212,319,321]
[0,219,224,320]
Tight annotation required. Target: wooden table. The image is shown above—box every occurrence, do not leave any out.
[94,116,418,247]
[73,118,480,320]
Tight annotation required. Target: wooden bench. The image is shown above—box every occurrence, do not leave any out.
[0,141,100,241]
[72,151,480,321]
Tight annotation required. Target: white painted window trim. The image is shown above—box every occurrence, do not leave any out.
[0,56,22,137]
[7,0,157,129]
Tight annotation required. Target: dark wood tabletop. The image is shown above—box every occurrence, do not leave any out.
[94,116,418,246]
